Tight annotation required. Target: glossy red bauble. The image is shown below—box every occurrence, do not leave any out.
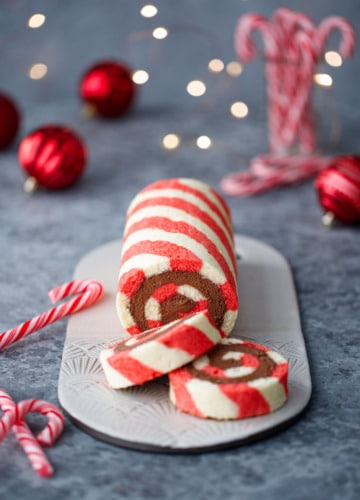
[79,60,136,118]
[315,155,360,225]
[18,125,87,190]
[0,92,20,149]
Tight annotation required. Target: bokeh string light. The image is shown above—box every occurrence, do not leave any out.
[119,17,248,151]
[196,135,212,149]
[324,50,342,67]
[140,4,158,18]
[28,13,46,29]
[28,63,47,80]
[131,69,149,85]
[26,12,48,82]
[314,73,333,87]
[162,133,181,150]
[124,7,347,158]
[152,27,168,39]
[186,80,207,97]
[230,101,248,119]
[6,3,351,161]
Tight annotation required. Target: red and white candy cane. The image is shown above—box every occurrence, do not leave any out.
[272,8,317,153]
[0,279,104,350]
[225,9,356,197]
[234,13,281,153]
[221,154,332,196]
[317,16,356,58]
[0,389,64,477]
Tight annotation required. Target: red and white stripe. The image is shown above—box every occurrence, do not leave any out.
[100,311,222,389]
[227,9,355,197]
[317,16,356,58]
[117,179,238,335]
[0,280,104,350]
[169,338,289,420]
[221,154,332,196]
[0,389,64,478]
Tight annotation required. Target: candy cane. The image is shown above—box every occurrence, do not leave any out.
[317,16,356,58]
[0,279,104,350]
[234,13,283,153]
[0,389,64,477]
[282,30,318,147]
[220,154,332,196]
[272,8,317,153]
[224,10,355,196]
[273,7,315,34]
[234,13,279,62]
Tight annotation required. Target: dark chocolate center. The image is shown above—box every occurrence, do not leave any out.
[129,271,227,330]
[188,344,276,383]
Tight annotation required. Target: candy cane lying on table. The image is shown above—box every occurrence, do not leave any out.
[0,389,64,478]
[0,279,104,350]
[221,154,332,196]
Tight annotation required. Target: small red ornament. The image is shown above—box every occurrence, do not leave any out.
[79,60,136,118]
[0,92,20,149]
[315,155,360,226]
[18,125,87,191]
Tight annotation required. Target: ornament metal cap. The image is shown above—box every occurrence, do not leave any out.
[24,176,38,194]
[81,104,97,120]
[322,211,336,228]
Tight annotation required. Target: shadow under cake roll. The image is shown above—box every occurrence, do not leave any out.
[116,178,238,336]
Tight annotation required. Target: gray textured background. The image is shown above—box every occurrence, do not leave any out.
[0,1,359,499]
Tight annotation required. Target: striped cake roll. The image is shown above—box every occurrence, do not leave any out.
[169,338,289,420]
[117,178,238,336]
[100,311,222,389]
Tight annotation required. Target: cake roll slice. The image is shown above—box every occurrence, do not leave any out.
[169,338,289,420]
[117,178,238,336]
[100,311,222,389]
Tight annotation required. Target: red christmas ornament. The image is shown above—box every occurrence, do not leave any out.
[315,155,360,226]
[18,125,87,191]
[79,60,136,118]
[0,92,20,149]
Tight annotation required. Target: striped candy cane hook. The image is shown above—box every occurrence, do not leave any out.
[317,16,356,58]
[0,279,104,350]
[0,389,65,478]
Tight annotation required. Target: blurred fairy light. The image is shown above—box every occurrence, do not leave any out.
[325,51,343,67]
[152,27,168,40]
[140,4,158,18]
[196,136,212,149]
[162,134,181,150]
[28,13,46,29]
[29,63,47,80]
[226,61,243,77]
[208,58,224,73]
[314,73,333,87]
[187,80,206,97]
[131,69,149,84]
[230,101,248,118]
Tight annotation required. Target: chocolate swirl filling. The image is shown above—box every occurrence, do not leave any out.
[129,271,227,330]
[188,344,276,384]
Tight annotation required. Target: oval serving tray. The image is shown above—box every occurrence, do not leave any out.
[58,235,311,452]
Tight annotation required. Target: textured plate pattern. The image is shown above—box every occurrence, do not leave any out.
[58,236,311,451]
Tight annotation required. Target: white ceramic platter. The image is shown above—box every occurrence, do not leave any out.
[58,236,311,452]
